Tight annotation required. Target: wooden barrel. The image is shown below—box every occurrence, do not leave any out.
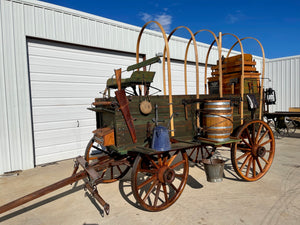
[203,100,233,142]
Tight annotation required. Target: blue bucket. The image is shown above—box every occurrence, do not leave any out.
[151,126,171,151]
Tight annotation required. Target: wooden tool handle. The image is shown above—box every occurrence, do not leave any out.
[92,101,112,106]
[114,68,122,90]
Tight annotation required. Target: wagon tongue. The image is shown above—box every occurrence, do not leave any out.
[114,68,137,143]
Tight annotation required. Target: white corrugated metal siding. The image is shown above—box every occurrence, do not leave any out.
[265,55,300,112]
[1,0,34,173]
[0,0,263,174]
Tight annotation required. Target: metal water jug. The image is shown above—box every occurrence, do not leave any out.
[151,126,171,151]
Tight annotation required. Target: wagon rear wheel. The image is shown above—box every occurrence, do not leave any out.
[231,120,275,181]
[131,150,189,211]
[85,137,130,183]
[188,145,214,163]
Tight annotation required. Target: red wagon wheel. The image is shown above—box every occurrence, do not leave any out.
[188,145,214,163]
[131,150,189,211]
[85,137,130,183]
[231,120,275,181]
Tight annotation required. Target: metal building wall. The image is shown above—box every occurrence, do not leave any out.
[265,55,300,112]
[0,0,262,174]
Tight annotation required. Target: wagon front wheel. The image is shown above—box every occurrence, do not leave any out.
[85,137,130,183]
[131,150,189,211]
[231,120,275,181]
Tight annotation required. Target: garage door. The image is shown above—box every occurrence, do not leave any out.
[166,60,206,95]
[27,39,138,165]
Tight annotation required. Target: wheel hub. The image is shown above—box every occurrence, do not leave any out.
[158,166,175,184]
[257,146,266,157]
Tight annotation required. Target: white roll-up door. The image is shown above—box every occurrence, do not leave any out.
[27,39,137,165]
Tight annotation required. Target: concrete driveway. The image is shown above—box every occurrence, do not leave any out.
[1,131,300,225]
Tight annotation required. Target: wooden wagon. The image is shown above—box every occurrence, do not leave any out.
[0,21,275,215]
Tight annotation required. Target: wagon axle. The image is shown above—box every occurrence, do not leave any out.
[158,166,176,184]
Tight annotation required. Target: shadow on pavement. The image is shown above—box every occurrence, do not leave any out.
[0,183,84,222]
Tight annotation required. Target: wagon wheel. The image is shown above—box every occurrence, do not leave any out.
[285,118,297,136]
[85,137,130,183]
[231,120,275,181]
[188,145,214,163]
[131,150,189,211]
[266,119,283,138]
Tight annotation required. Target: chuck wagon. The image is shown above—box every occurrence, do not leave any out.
[0,21,275,215]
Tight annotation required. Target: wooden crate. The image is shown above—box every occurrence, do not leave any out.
[208,76,260,95]
[209,54,260,95]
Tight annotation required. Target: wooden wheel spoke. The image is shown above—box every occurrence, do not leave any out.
[258,130,269,145]
[158,154,163,166]
[195,147,199,161]
[239,154,251,171]
[241,137,252,148]
[116,165,122,174]
[169,183,179,193]
[204,146,210,155]
[236,152,250,161]
[252,124,256,144]
[256,158,263,172]
[245,129,253,145]
[162,184,168,203]
[170,159,185,170]
[163,155,167,165]
[237,146,252,152]
[260,156,269,164]
[189,147,196,158]
[246,157,253,177]
[167,151,179,166]
[260,139,272,147]
[110,167,113,179]
[146,155,160,169]
[137,175,157,190]
[175,173,184,178]
[255,124,263,144]
[142,180,159,202]
[153,183,162,207]
[101,169,108,179]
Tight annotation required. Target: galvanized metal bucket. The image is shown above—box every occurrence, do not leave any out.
[202,159,225,182]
